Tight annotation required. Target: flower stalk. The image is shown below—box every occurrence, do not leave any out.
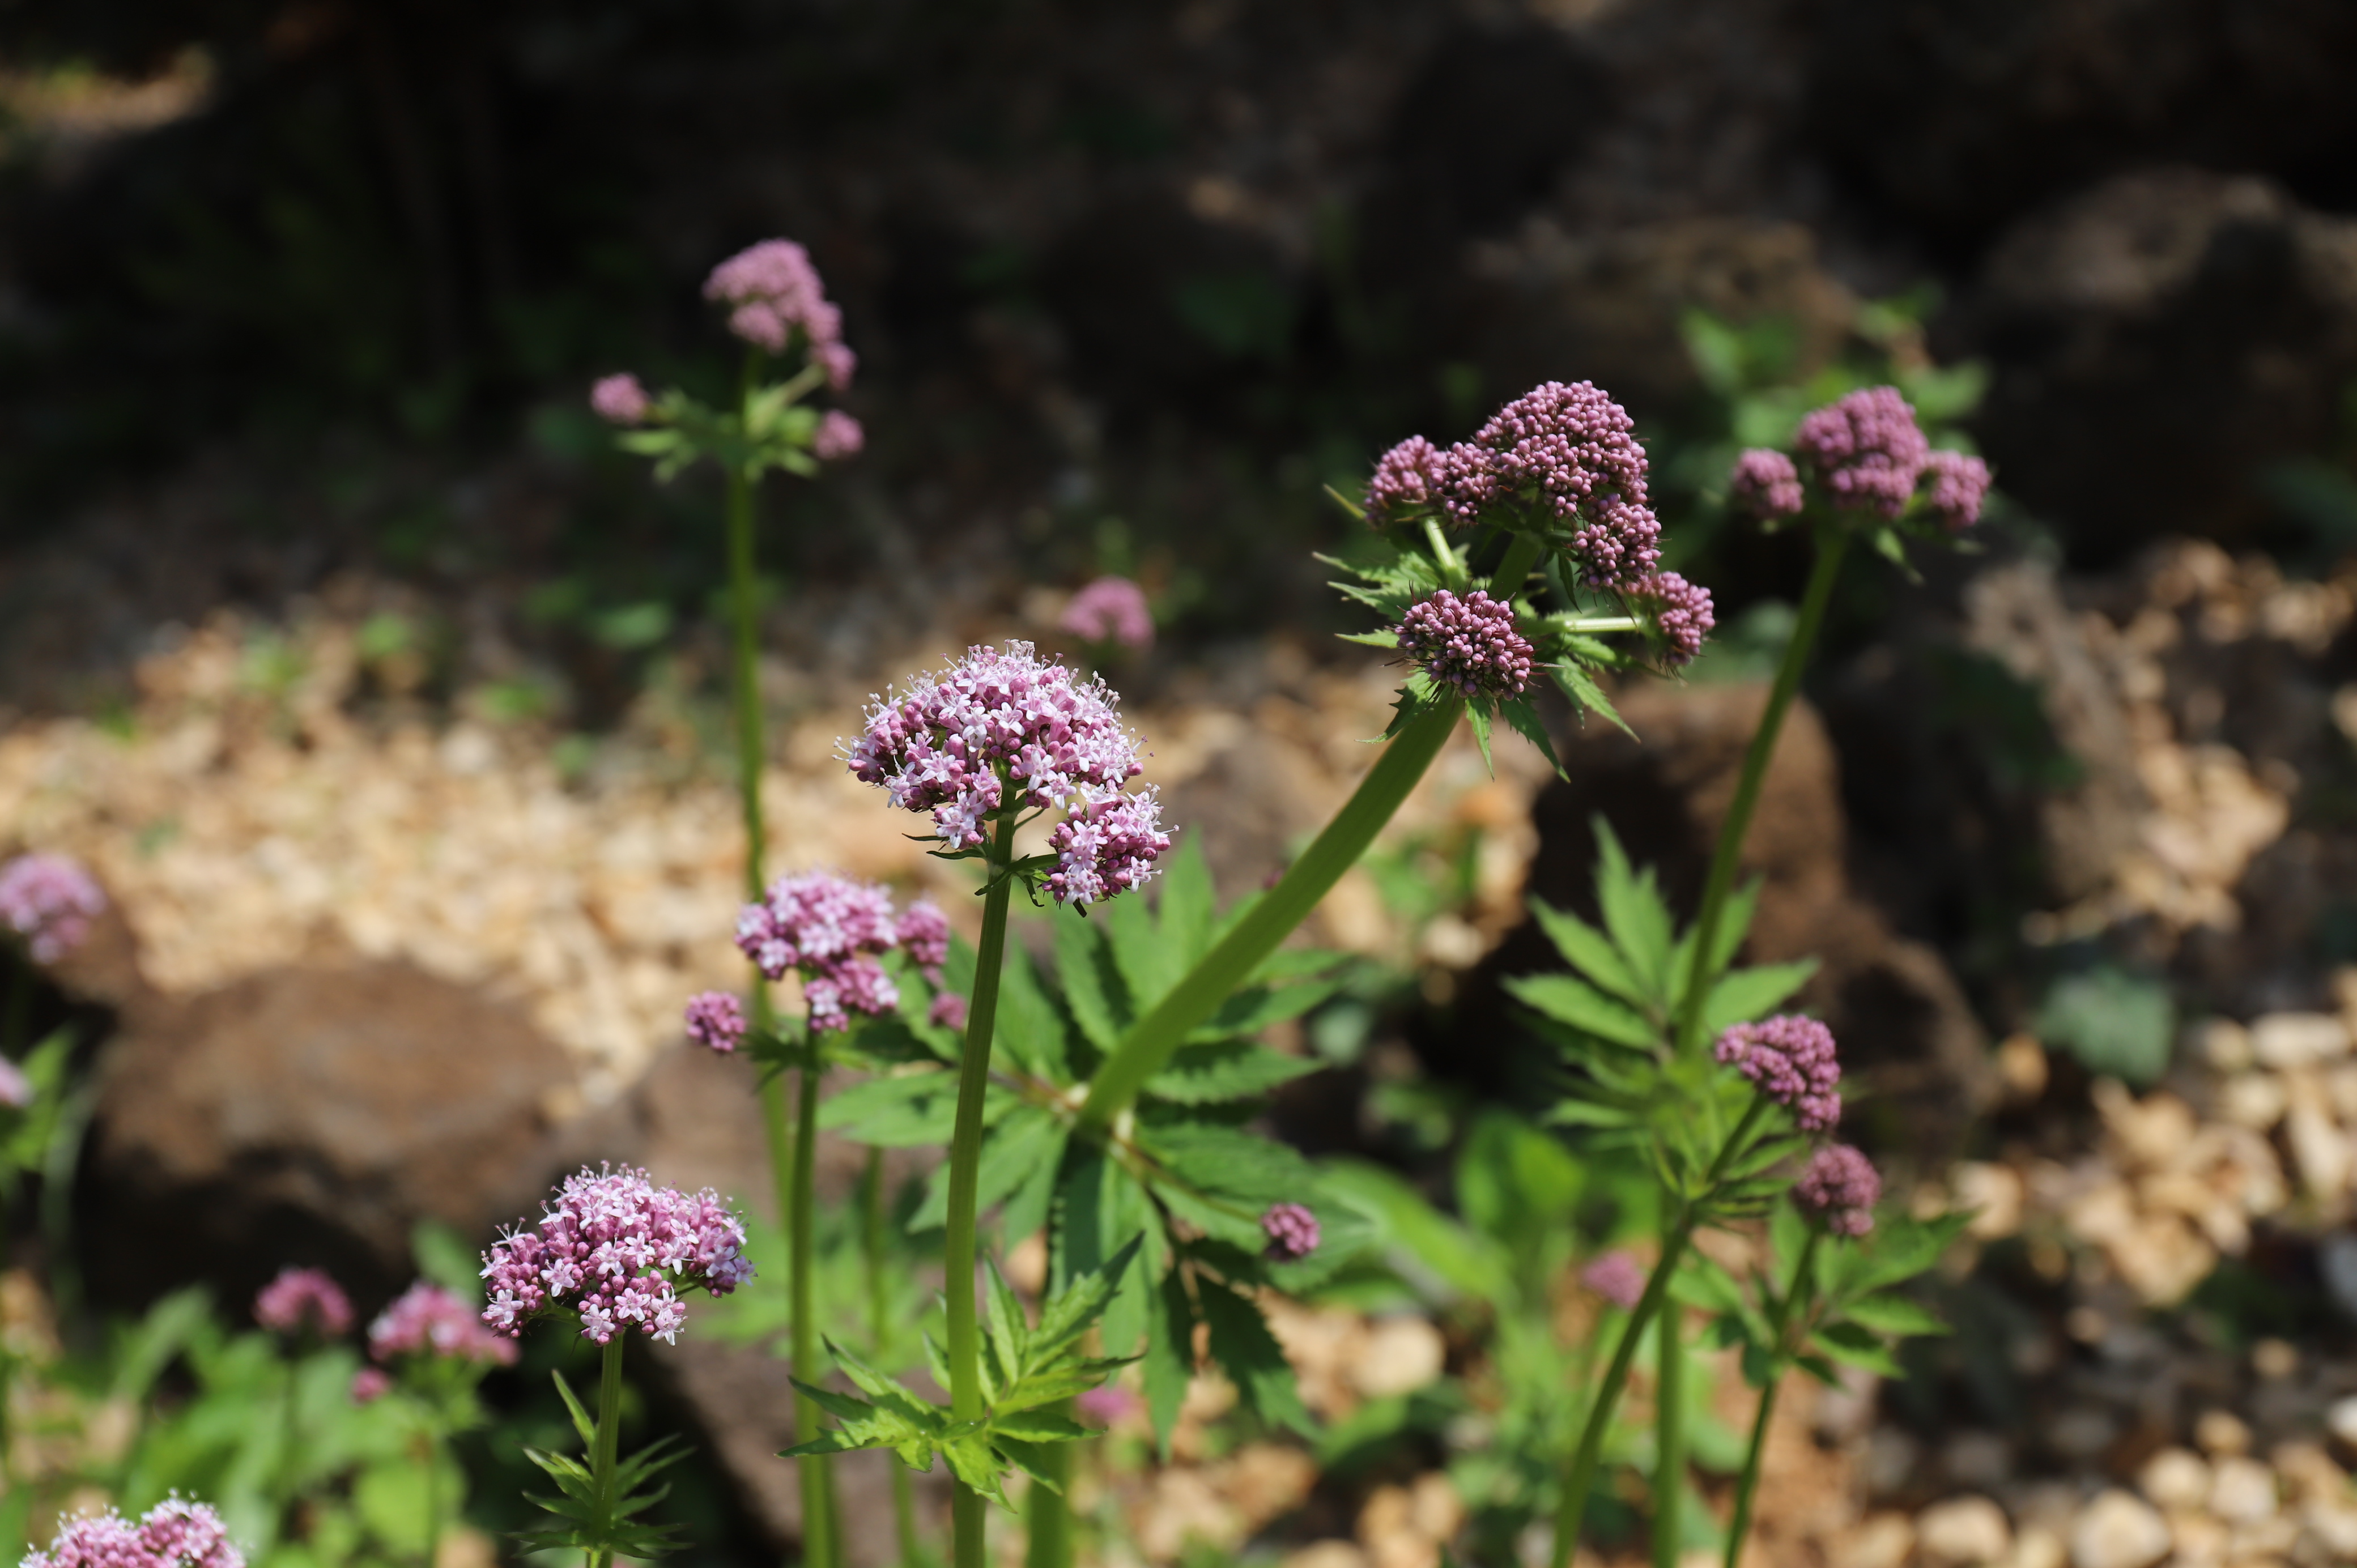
[946,811,1023,1568]
[1653,1266,1686,1568]
[1722,1229,1820,1568]
[1078,532,1545,1128]
[589,1336,626,1568]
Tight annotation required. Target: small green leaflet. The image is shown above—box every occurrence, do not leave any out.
[515,1370,689,1560]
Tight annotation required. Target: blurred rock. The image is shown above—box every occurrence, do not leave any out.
[2065,1490,2169,1568]
[1959,169,2357,559]
[1917,1494,2011,1567]
[80,957,581,1310]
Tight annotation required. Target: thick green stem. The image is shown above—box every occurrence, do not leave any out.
[1653,1258,1686,1568]
[1721,1229,1820,1568]
[1024,1438,1074,1568]
[1077,533,1545,1128]
[793,1047,839,1568]
[590,1337,626,1568]
[1672,524,1849,1054]
[1554,1098,1770,1568]
[947,815,1022,1568]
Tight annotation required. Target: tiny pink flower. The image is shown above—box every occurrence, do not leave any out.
[1581,1250,1645,1309]
[704,239,854,389]
[0,852,106,965]
[735,872,905,1033]
[1437,381,1661,586]
[27,1498,244,1568]
[813,409,865,461]
[368,1281,517,1367]
[1728,449,1803,519]
[1059,576,1155,653]
[590,373,651,425]
[896,901,951,980]
[1260,1202,1321,1261]
[479,1165,753,1347]
[1395,589,1534,700]
[683,990,748,1053]
[1793,1144,1880,1237]
[1793,386,1929,519]
[1626,571,1716,666]
[1364,434,1448,526]
[254,1267,353,1339]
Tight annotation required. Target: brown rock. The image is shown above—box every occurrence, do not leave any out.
[81,958,579,1309]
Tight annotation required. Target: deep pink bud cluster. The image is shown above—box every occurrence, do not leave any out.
[1626,572,1716,665]
[1441,382,1662,586]
[1581,1250,1645,1309]
[1793,1144,1881,1237]
[1,852,106,965]
[683,990,749,1053]
[1394,589,1534,700]
[27,1498,244,1568]
[735,872,905,1033]
[1792,387,1931,518]
[703,239,856,390]
[368,1281,518,1367]
[1059,576,1155,652]
[480,1165,753,1346]
[812,409,865,461]
[253,1267,353,1339]
[590,373,651,425]
[1714,1013,1843,1133]
[1728,449,1803,519]
[844,641,1169,907]
[1260,1203,1321,1261]
[1920,449,1992,531]
[895,900,950,981]
[1364,435,1448,525]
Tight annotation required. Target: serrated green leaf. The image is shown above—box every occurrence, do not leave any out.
[939,1432,1011,1507]
[1104,890,1182,1016]
[550,1371,597,1449]
[991,1435,1067,1493]
[911,1106,1062,1230]
[1527,898,1648,1007]
[1144,1267,1195,1456]
[1051,905,1129,1052]
[1030,1234,1145,1369]
[1139,1122,1321,1211]
[1592,819,1674,1002]
[1809,1321,1903,1376]
[1551,662,1634,738]
[1505,973,1657,1049]
[1499,695,1566,779]
[994,945,1072,1081]
[1836,1293,1948,1338]
[1197,1282,1313,1434]
[1146,1040,1323,1105]
[1466,702,1495,775]
[1703,961,1819,1034]
[1339,629,1401,649]
[1156,841,1218,966]
[998,1122,1070,1248]
[820,1069,966,1145]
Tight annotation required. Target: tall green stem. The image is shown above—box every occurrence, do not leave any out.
[947,815,1022,1568]
[1077,534,1544,1127]
[1671,523,1849,1054]
[1023,1440,1074,1568]
[865,1151,923,1568]
[590,1337,626,1568]
[1653,1260,1685,1568]
[792,1043,838,1568]
[422,1424,443,1568]
[1721,1229,1819,1568]
[1553,1098,1768,1568]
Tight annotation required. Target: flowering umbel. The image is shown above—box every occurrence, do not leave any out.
[845,641,1171,907]
[1060,576,1155,653]
[253,1267,354,1339]
[0,852,106,965]
[735,871,906,1032]
[1395,590,1534,699]
[1624,573,1716,666]
[480,1165,754,1346]
[1793,1144,1880,1237]
[369,1281,518,1367]
[683,990,749,1053]
[1735,386,1992,532]
[704,238,856,390]
[24,1498,243,1568]
[1714,1013,1843,1134]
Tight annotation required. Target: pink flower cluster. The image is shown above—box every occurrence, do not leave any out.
[812,408,865,461]
[1581,1250,1645,1309]
[590,373,650,426]
[1743,386,1993,529]
[25,1499,242,1568]
[1366,382,1662,588]
[704,238,856,390]
[369,1280,519,1367]
[844,641,1170,907]
[735,872,911,1033]
[1059,576,1155,653]
[1394,589,1534,700]
[0,1056,30,1110]
[1626,572,1717,664]
[1,852,106,965]
[480,1165,753,1347]
[1260,1203,1321,1260]
[1728,449,1803,519]
[683,990,749,1053]
[1714,1013,1843,1134]
[253,1267,353,1339]
[1793,1144,1880,1237]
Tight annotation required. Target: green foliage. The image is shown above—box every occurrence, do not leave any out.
[2036,966,2175,1085]
[615,368,837,484]
[515,1369,688,1561]
[780,1241,1140,1507]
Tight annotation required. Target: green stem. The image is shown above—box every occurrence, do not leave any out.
[726,460,767,895]
[1077,533,1545,1129]
[590,1337,626,1568]
[1553,1097,1769,1568]
[1653,1255,1685,1568]
[422,1423,442,1568]
[865,1152,923,1568]
[282,1355,302,1505]
[1721,1229,1820,1568]
[792,1043,839,1568]
[947,815,1022,1568]
[1023,1437,1073,1568]
[1672,523,1849,1054]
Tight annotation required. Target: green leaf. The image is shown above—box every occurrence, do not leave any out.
[1592,819,1674,1002]
[1146,1040,1323,1105]
[1143,1266,1195,1455]
[1104,889,1182,1015]
[1051,905,1128,1052]
[1455,1111,1582,1241]
[1550,663,1633,738]
[1156,841,1218,967]
[1702,961,1819,1034]
[911,1107,1063,1230]
[1466,702,1495,776]
[1499,695,1567,779]
[1196,1281,1312,1434]
[2037,966,2174,1086]
[820,1070,965,1146]
[988,1407,1094,1444]
[994,946,1073,1081]
[1139,1122,1321,1211]
[1527,898,1648,1007]
[1836,1293,1948,1339]
[1504,974,1657,1050]
[1809,1322,1904,1377]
